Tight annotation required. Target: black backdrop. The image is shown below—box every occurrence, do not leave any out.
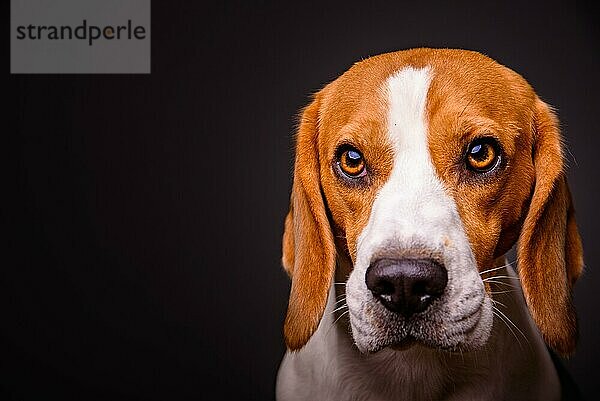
[4,1,600,399]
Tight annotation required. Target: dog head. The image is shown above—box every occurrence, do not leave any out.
[281,48,583,356]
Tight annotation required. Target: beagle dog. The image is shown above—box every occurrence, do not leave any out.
[276,48,584,401]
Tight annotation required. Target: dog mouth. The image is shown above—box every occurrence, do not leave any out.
[351,297,490,354]
[376,318,482,353]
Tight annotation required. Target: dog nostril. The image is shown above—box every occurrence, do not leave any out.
[365,258,448,317]
[369,278,394,297]
[412,281,427,296]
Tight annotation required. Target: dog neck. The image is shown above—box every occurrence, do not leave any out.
[277,257,561,401]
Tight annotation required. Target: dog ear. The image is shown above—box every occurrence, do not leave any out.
[517,98,584,356]
[281,95,336,351]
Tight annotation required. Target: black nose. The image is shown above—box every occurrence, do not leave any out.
[365,258,448,317]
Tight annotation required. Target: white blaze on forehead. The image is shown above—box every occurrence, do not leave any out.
[346,67,491,352]
[356,66,462,267]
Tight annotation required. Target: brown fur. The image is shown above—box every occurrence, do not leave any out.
[516,98,584,355]
[282,98,336,350]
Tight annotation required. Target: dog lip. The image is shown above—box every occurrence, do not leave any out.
[448,308,484,337]
[449,293,485,323]
[451,304,483,324]
[349,294,489,352]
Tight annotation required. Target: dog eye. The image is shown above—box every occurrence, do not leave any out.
[466,138,500,172]
[337,147,366,178]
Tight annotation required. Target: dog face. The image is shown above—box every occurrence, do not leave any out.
[282,49,583,356]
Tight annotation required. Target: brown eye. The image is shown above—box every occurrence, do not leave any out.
[466,138,499,172]
[338,147,366,178]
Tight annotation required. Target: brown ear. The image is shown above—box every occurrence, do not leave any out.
[281,95,336,351]
[517,98,584,356]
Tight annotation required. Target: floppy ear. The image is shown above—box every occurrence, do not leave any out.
[517,98,584,356]
[281,95,336,351]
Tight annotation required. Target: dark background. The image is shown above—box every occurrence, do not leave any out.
[4,1,599,399]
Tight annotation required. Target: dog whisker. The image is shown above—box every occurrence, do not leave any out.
[479,260,516,275]
[493,305,528,346]
[483,280,519,289]
[333,297,347,307]
[490,299,507,309]
[326,309,350,339]
[492,308,523,351]
[482,277,517,283]
[331,304,348,315]
[332,309,349,323]
[483,275,520,281]
[479,265,507,276]
[324,308,350,340]
[495,309,527,341]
